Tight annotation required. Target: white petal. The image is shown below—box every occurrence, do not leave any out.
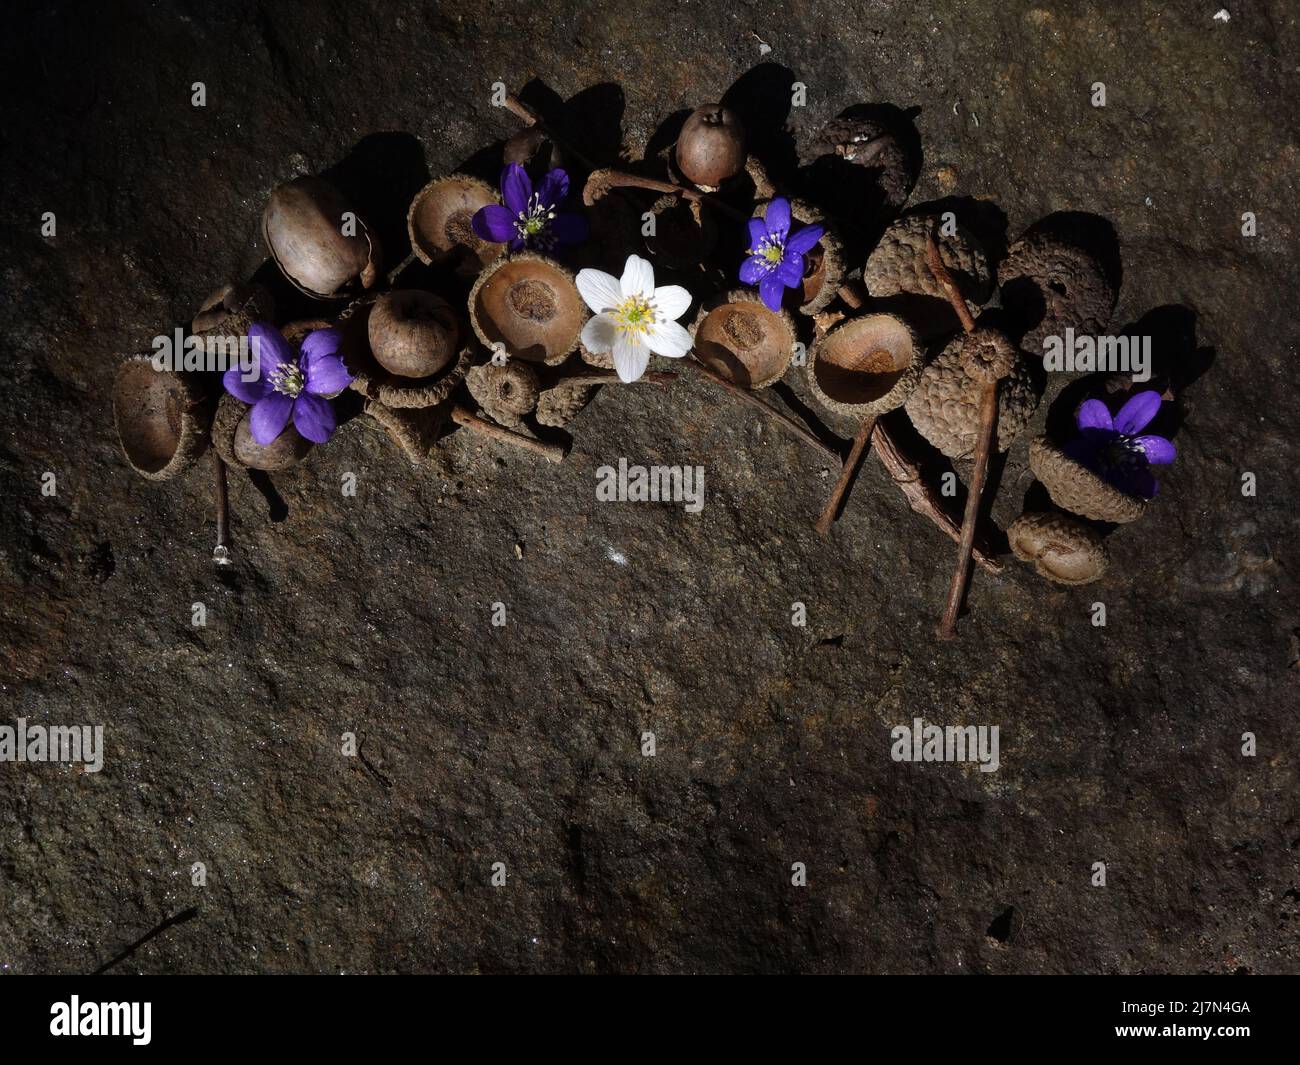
[620,254,655,300]
[652,284,692,322]
[580,312,619,354]
[612,334,651,383]
[645,319,692,359]
[576,268,622,314]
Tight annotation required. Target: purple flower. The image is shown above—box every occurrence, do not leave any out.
[222,322,353,446]
[471,164,588,252]
[1065,390,1176,499]
[740,197,825,311]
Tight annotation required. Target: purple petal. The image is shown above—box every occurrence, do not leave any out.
[304,351,353,396]
[1076,398,1114,433]
[292,392,336,444]
[758,274,785,311]
[740,255,767,285]
[536,168,569,208]
[300,327,342,364]
[500,164,531,215]
[223,364,272,404]
[776,253,804,288]
[249,392,294,446]
[248,322,293,379]
[1135,435,1177,464]
[1108,465,1159,499]
[1114,390,1162,435]
[549,211,588,246]
[747,217,768,249]
[472,204,517,244]
[786,223,824,255]
[764,197,791,236]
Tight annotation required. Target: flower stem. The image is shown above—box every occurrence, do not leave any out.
[213,452,231,566]
[583,168,748,222]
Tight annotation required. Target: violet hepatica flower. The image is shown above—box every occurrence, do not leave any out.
[577,254,692,383]
[1067,390,1176,499]
[472,163,588,252]
[223,322,353,446]
[741,196,824,311]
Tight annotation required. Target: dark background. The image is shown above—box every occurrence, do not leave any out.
[1,0,1297,973]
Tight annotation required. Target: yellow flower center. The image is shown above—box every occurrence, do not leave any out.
[616,295,655,336]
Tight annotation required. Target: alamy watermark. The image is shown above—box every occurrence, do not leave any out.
[151,327,257,380]
[1042,328,1151,382]
[596,458,704,513]
[890,717,999,773]
[0,718,104,773]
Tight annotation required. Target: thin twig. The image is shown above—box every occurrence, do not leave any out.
[583,168,749,222]
[815,416,876,535]
[451,404,567,464]
[925,228,976,332]
[213,452,230,566]
[937,384,998,638]
[558,370,677,388]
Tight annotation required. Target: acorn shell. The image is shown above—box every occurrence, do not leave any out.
[753,198,845,316]
[998,229,1116,355]
[691,289,797,389]
[369,290,460,378]
[407,174,504,268]
[211,393,312,471]
[262,176,381,299]
[1008,511,1109,585]
[338,295,471,410]
[468,252,588,366]
[904,335,1041,458]
[674,104,746,190]
[808,313,923,419]
[1028,436,1146,523]
[112,357,213,481]
[466,360,540,429]
[863,214,993,338]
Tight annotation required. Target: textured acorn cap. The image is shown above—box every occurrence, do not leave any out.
[469,252,587,366]
[803,114,918,216]
[407,174,504,268]
[1028,436,1146,523]
[211,393,312,471]
[1008,511,1109,585]
[691,288,797,389]
[536,382,597,427]
[755,198,845,316]
[262,175,380,299]
[363,399,449,464]
[113,357,214,481]
[369,290,460,379]
[808,313,923,419]
[904,335,1040,458]
[191,282,275,338]
[998,229,1116,355]
[466,360,540,429]
[338,296,471,409]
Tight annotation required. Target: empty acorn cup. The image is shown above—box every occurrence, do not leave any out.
[407,174,503,269]
[262,175,381,299]
[468,252,587,366]
[691,289,797,389]
[212,393,312,471]
[808,313,923,418]
[113,357,214,481]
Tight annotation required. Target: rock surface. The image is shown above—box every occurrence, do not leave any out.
[1,1,1297,974]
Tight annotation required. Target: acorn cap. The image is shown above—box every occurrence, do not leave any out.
[691,288,797,389]
[904,335,1041,458]
[998,229,1116,355]
[536,382,597,427]
[755,198,845,316]
[363,399,449,464]
[262,175,380,299]
[191,282,275,338]
[863,213,992,338]
[808,312,923,419]
[1008,511,1109,585]
[338,295,471,409]
[469,252,588,366]
[211,393,312,471]
[369,289,460,378]
[1028,436,1146,523]
[803,114,918,216]
[407,174,504,268]
[466,360,540,428]
[112,357,214,481]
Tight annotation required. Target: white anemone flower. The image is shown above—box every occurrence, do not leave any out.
[576,254,693,383]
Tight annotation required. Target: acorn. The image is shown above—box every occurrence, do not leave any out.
[211,393,312,471]
[691,289,797,389]
[466,360,540,428]
[675,104,746,190]
[904,332,1041,459]
[191,282,275,338]
[468,252,587,366]
[337,295,471,410]
[998,228,1116,356]
[755,198,845,316]
[1008,511,1109,585]
[368,290,460,379]
[407,175,503,269]
[112,357,213,481]
[1028,436,1146,523]
[807,313,923,419]
[262,175,381,299]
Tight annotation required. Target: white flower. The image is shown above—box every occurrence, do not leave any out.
[576,254,693,383]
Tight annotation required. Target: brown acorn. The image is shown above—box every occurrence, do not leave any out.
[338,295,471,410]
[807,313,923,419]
[211,393,312,471]
[407,175,503,269]
[368,290,460,379]
[1008,511,1109,585]
[692,289,797,389]
[262,175,381,299]
[112,357,213,481]
[469,252,587,366]
[675,104,746,190]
